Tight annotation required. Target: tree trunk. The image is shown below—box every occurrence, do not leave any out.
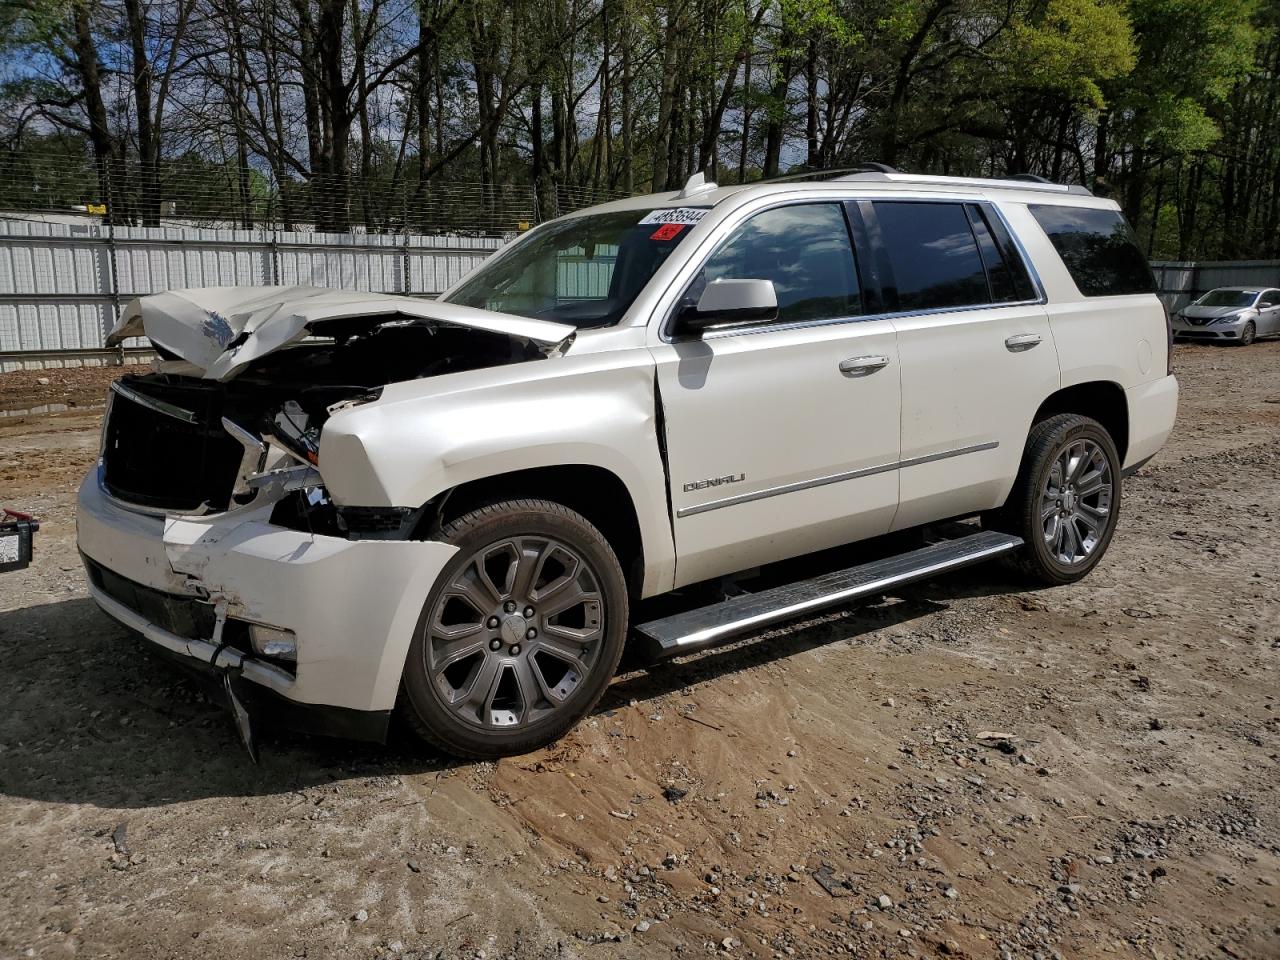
[314,0,352,232]
[123,0,160,224]
[651,5,677,191]
[1092,110,1110,194]
[763,53,791,178]
[620,2,633,193]
[806,38,818,167]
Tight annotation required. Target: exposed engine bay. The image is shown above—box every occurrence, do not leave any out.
[101,319,552,525]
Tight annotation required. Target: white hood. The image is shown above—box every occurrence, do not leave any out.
[107,286,576,381]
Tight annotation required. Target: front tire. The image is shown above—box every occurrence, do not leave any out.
[1238,321,1257,346]
[399,499,628,758]
[988,414,1121,585]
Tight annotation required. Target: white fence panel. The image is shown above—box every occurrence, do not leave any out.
[0,219,511,369]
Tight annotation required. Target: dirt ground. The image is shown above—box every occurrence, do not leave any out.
[0,344,1277,960]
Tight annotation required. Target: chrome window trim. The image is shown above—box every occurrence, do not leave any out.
[657,195,1047,344]
[676,440,999,518]
[658,197,866,343]
[983,199,1048,303]
[109,379,199,424]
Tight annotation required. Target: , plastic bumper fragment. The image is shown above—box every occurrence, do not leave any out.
[77,469,458,723]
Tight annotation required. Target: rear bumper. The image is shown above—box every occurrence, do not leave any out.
[76,468,456,722]
[1124,375,1178,471]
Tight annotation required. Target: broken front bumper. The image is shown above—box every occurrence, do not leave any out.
[76,468,456,739]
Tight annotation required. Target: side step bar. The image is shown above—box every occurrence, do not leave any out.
[635,529,1023,658]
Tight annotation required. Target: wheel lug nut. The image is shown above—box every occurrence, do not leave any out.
[510,644,521,655]
[526,628,537,640]
[489,639,502,651]
[524,607,534,618]
[504,601,516,613]
[487,616,499,629]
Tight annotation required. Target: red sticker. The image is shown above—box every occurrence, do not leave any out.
[650,223,685,241]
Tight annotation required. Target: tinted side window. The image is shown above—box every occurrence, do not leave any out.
[965,204,1036,303]
[1028,204,1155,297]
[872,201,989,311]
[698,203,860,324]
[980,205,1037,302]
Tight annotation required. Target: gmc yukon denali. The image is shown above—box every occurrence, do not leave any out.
[78,169,1179,758]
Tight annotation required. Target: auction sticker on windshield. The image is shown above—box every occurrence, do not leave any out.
[639,207,709,225]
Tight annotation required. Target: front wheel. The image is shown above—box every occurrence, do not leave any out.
[399,499,628,758]
[1238,321,1257,346]
[988,414,1121,585]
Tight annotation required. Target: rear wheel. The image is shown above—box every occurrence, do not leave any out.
[988,414,1121,585]
[399,499,628,758]
[1238,321,1257,346]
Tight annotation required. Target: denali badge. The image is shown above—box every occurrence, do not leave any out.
[683,473,745,493]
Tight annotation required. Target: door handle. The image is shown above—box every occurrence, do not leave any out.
[1004,333,1043,352]
[839,355,890,376]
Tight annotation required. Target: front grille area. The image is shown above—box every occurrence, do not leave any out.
[85,556,216,640]
[84,557,284,671]
[102,378,245,512]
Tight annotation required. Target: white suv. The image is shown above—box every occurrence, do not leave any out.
[78,170,1178,758]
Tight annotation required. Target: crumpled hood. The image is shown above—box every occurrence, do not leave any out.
[107,285,576,381]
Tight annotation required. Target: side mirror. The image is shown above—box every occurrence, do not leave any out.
[675,279,778,337]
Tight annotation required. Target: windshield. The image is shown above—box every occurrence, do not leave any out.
[1196,289,1257,307]
[444,208,702,328]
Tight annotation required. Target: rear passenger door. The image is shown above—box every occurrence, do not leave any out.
[859,199,1060,530]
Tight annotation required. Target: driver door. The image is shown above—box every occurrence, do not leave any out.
[649,201,902,588]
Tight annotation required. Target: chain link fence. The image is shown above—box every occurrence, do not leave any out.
[0,152,634,367]
[0,152,629,235]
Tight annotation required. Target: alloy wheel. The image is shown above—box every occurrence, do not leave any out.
[425,536,605,728]
[1040,438,1113,566]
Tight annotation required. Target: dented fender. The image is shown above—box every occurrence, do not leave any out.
[317,346,677,596]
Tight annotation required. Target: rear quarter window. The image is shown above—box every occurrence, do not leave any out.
[1028,204,1155,297]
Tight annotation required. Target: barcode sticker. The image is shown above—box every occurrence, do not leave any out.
[638,207,709,226]
[0,534,19,564]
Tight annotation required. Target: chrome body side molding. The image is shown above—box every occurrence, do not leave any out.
[676,441,999,518]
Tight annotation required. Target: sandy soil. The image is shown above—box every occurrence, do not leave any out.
[0,344,1277,960]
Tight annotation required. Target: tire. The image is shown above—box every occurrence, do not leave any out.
[398,498,628,758]
[987,414,1122,586]
[1238,321,1256,346]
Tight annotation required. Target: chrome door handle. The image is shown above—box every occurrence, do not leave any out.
[1004,333,1043,352]
[839,355,890,376]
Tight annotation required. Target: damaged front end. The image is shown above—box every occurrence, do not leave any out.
[83,286,573,758]
[100,284,576,523]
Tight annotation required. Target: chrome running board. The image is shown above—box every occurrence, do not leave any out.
[635,529,1023,658]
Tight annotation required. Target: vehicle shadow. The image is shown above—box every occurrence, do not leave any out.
[0,597,454,809]
[0,559,1034,809]
[607,560,1033,709]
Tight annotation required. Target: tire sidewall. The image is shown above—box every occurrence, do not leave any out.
[400,502,628,758]
[1023,419,1122,582]
[1240,321,1256,346]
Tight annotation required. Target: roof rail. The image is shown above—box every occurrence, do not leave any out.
[750,166,870,184]
[835,170,1093,196]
